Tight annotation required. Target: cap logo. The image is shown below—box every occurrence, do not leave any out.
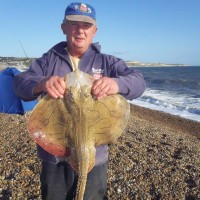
[75,3,92,13]
[64,3,96,24]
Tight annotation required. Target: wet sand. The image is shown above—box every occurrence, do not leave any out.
[0,104,200,199]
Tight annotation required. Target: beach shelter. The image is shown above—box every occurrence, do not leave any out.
[0,67,38,115]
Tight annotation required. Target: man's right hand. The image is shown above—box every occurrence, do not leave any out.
[33,76,66,98]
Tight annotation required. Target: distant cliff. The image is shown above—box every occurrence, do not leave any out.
[0,56,186,70]
[125,61,186,67]
[0,57,32,70]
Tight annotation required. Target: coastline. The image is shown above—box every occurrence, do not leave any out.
[0,104,199,199]
[0,56,197,70]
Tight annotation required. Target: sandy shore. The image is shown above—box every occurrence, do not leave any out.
[0,104,200,200]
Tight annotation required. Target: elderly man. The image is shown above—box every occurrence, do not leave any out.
[14,2,145,200]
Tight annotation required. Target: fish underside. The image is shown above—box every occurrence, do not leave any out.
[28,69,130,200]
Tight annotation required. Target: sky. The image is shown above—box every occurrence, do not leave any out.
[0,0,200,66]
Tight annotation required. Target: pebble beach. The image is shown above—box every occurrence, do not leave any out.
[0,104,200,200]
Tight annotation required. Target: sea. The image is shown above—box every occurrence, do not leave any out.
[129,66,200,122]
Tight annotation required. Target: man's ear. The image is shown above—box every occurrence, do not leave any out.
[61,23,67,35]
[92,26,97,37]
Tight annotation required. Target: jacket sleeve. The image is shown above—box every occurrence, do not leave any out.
[110,58,146,100]
[14,54,48,101]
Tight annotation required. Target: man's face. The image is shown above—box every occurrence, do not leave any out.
[62,20,97,56]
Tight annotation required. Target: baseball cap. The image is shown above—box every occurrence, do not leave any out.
[64,2,96,25]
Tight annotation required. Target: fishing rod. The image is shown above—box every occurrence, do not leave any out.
[18,40,28,59]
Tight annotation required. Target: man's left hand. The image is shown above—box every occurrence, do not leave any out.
[91,77,119,99]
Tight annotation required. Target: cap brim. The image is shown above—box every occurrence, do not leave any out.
[66,15,96,25]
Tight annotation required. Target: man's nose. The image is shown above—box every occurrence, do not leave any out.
[76,25,84,32]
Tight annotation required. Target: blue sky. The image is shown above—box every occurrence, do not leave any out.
[0,0,200,65]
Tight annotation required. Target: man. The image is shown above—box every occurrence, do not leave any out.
[14,2,145,200]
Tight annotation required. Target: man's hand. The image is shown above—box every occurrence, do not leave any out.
[91,77,119,99]
[33,76,66,98]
